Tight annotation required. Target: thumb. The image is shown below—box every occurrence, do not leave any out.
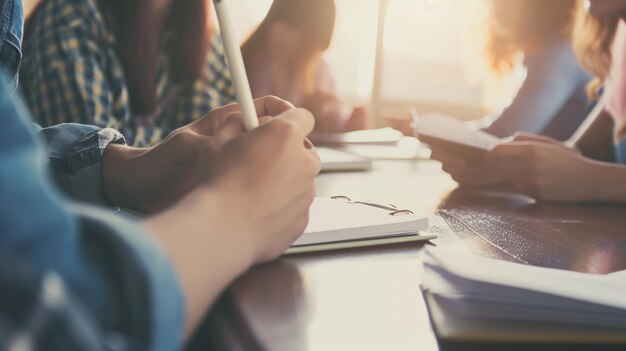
[275,108,316,137]
[509,132,556,144]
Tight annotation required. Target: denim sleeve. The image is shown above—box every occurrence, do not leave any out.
[0,0,23,92]
[38,123,126,205]
[0,80,184,350]
[485,40,592,139]
[0,256,108,350]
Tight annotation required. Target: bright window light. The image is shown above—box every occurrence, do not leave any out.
[228,0,501,117]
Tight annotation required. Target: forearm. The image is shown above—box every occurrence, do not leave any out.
[143,190,255,338]
[101,143,147,207]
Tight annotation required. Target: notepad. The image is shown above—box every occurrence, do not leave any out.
[286,196,432,254]
[420,248,626,344]
[309,128,403,146]
[316,147,372,172]
[416,114,500,163]
[342,137,431,160]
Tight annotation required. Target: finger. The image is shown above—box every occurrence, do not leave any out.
[486,142,535,164]
[258,115,313,149]
[258,116,311,150]
[256,95,295,116]
[510,132,556,144]
[197,97,294,132]
[215,113,246,141]
[216,96,295,117]
[189,110,238,136]
[304,137,314,150]
[275,108,316,138]
[306,148,322,175]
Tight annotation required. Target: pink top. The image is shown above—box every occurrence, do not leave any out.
[606,20,626,141]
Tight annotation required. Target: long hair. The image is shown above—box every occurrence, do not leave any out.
[573,4,619,99]
[97,0,212,116]
[247,0,336,94]
[485,0,579,75]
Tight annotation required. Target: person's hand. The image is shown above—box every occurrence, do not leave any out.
[430,132,577,190]
[300,91,346,133]
[429,148,506,187]
[384,113,414,136]
[198,107,320,262]
[485,141,596,202]
[504,132,575,152]
[143,107,319,336]
[102,96,294,212]
[344,106,374,131]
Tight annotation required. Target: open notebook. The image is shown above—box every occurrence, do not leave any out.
[286,196,433,254]
[420,248,626,344]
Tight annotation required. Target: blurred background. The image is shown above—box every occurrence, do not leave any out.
[22,0,524,125]
[228,0,524,125]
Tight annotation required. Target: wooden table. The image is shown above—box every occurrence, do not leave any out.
[190,159,626,351]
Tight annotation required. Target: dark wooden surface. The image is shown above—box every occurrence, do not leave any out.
[197,158,626,351]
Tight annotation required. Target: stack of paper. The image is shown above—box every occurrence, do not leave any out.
[309,127,403,146]
[420,248,626,331]
[316,147,372,172]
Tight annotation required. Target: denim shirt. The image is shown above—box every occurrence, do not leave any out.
[484,39,593,141]
[0,256,104,350]
[37,123,127,204]
[0,76,184,349]
[0,0,22,91]
[0,0,124,205]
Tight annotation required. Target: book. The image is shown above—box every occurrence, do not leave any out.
[341,137,431,160]
[286,196,432,254]
[285,234,435,255]
[316,147,373,172]
[309,128,403,146]
[416,114,501,163]
[420,247,626,344]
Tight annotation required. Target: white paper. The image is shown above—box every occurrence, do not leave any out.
[293,197,429,246]
[417,114,501,150]
[420,247,626,328]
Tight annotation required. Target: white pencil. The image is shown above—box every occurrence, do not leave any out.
[213,0,259,130]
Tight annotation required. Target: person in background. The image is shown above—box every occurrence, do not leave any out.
[242,0,373,133]
[10,0,300,213]
[431,0,626,203]
[386,0,592,141]
[21,0,236,147]
[481,0,593,140]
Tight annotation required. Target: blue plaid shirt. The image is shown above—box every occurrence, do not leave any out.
[21,0,236,147]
